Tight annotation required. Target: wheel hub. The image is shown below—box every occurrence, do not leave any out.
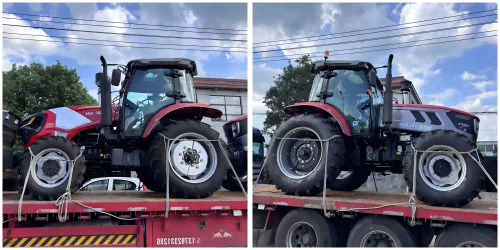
[34,151,69,186]
[361,231,396,247]
[171,140,208,180]
[42,160,61,177]
[286,222,317,247]
[421,151,463,189]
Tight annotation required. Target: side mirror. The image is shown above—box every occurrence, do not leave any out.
[95,72,103,88]
[369,70,377,87]
[111,69,121,86]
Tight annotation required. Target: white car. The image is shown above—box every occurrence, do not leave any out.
[78,177,146,192]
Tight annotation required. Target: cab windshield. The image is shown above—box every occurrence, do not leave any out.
[123,68,196,136]
[325,70,370,135]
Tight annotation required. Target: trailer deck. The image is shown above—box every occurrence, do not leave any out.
[4,190,247,247]
[253,184,497,225]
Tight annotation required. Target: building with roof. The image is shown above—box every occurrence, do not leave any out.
[194,77,247,141]
[380,76,422,104]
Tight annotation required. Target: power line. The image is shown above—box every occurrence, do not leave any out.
[3,32,247,49]
[3,12,247,32]
[471,112,498,114]
[3,24,248,42]
[254,30,496,60]
[3,37,247,53]
[253,34,496,63]
[254,13,497,49]
[253,20,495,54]
[3,16,246,36]
[254,8,497,45]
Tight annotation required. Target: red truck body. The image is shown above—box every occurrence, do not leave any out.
[3,190,247,247]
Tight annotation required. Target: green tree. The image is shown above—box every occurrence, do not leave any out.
[3,61,97,120]
[3,61,97,155]
[262,55,314,134]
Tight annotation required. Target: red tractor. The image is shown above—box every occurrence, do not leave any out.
[8,56,232,200]
[267,54,487,207]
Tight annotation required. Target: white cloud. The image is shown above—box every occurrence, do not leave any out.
[471,81,494,91]
[464,91,497,100]
[420,88,458,106]
[461,71,487,80]
[230,70,247,79]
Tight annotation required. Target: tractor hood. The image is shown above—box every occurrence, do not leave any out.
[382,104,480,142]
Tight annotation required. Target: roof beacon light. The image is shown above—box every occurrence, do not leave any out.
[324,51,329,60]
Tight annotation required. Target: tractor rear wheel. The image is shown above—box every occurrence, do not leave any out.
[330,169,371,191]
[144,119,229,198]
[221,140,248,191]
[403,130,485,207]
[19,136,86,201]
[267,113,345,196]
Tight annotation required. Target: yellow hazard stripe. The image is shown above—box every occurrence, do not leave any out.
[3,235,137,247]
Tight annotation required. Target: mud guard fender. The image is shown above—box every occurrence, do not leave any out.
[142,103,223,140]
[284,102,352,136]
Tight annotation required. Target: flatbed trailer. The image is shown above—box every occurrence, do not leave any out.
[253,184,497,247]
[3,190,247,248]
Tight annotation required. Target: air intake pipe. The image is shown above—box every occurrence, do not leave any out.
[100,56,112,127]
[382,54,394,130]
[401,80,412,104]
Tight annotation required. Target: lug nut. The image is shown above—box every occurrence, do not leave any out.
[200,159,203,162]
[183,146,187,149]
[180,161,184,165]
[179,153,182,156]
[195,165,199,169]
[198,150,202,154]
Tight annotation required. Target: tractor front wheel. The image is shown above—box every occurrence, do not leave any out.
[403,130,485,207]
[329,168,371,191]
[144,119,229,198]
[19,136,86,201]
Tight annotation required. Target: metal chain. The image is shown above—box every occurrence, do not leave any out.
[157,134,248,218]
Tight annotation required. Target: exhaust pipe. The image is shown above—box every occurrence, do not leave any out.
[401,80,412,104]
[383,54,394,130]
[100,56,112,127]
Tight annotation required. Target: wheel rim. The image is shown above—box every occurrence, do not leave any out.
[456,241,487,247]
[277,127,323,179]
[30,148,71,188]
[337,171,353,179]
[418,145,466,191]
[169,133,217,184]
[360,230,396,247]
[286,222,318,247]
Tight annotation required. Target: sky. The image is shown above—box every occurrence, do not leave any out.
[3,2,248,101]
[253,2,498,141]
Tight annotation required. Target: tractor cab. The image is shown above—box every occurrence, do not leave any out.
[308,59,384,137]
[97,57,199,140]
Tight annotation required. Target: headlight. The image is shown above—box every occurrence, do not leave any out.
[232,122,240,138]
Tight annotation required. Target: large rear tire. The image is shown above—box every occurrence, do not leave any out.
[221,140,248,191]
[268,113,345,196]
[19,136,86,201]
[403,130,485,207]
[144,119,229,198]
[330,169,371,191]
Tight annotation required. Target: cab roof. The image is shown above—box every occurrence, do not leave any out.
[126,58,198,76]
[312,60,375,75]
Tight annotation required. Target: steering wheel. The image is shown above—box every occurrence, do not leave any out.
[356,99,371,119]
